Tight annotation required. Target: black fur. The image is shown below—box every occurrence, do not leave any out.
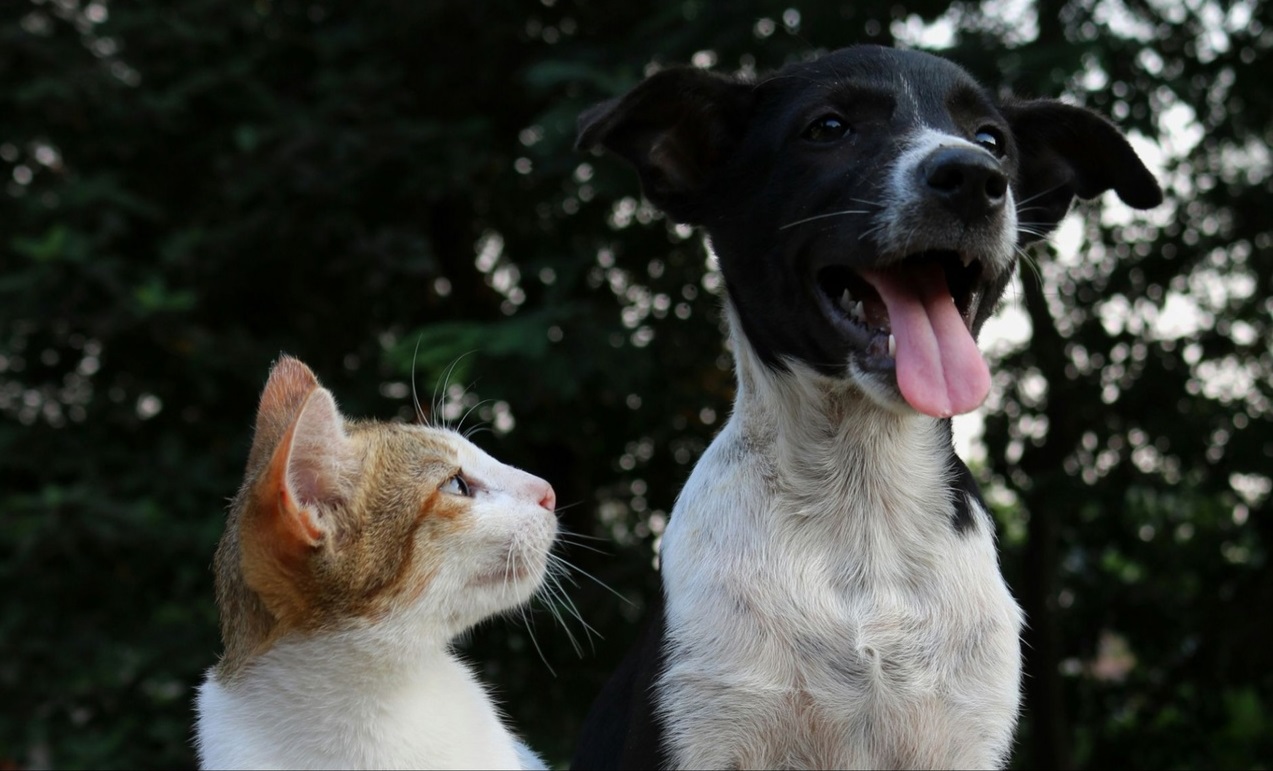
[572,595,669,770]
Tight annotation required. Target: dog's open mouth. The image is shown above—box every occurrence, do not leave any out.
[818,251,983,336]
[817,251,991,417]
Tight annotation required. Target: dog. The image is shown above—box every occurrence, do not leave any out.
[571,45,1162,770]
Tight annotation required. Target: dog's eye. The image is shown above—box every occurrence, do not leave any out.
[441,473,472,497]
[803,115,851,142]
[974,127,1005,156]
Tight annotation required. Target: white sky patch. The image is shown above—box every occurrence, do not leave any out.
[1094,0,1158,42]
[954,410,987,464]
[892,0,1039,50]
[940,0,1264,471]
[891,10,959,49]
[981,0,1040,45]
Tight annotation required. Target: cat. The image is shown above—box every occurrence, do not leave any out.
[194,355,557,770]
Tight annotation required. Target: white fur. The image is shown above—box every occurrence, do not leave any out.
[655,307,1023,769]
[195,629,544,770]
[195,429,554,770]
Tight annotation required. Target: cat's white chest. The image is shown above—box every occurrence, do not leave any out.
[655,421,1023,769]
[195,643,541,770]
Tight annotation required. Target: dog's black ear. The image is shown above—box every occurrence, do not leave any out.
[577,68,752,223]
[1002,99,1164,243]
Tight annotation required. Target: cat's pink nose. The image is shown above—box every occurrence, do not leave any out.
[536,482,557,512]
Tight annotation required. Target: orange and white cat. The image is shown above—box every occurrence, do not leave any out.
[194,356,557,770]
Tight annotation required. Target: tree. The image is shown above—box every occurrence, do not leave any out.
[1,0,1267,768]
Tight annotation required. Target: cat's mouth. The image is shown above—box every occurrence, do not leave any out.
[471,563,539,588]
[470,548,550,591]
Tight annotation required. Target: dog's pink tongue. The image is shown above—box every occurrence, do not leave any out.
[861,265,990,418]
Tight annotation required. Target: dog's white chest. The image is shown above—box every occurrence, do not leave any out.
[656,416,1023,770]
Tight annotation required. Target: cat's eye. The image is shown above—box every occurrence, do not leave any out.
[803,115,851,143]
[974,127,1005,156]
[441,474,472,497]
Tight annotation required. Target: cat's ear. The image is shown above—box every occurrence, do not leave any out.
[257,386,357,552]
[247,356,357,557]
[245,355,321,472]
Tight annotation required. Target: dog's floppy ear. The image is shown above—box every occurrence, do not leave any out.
[577,68,752,223]
[1002,99,1164,243]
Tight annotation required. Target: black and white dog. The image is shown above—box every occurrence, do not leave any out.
[572,45,1161,770]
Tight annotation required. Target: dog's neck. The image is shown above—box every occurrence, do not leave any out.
[724,302,954,515]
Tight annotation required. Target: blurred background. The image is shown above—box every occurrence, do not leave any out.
[1,0,1269,768]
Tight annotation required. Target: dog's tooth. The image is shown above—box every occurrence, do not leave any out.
[839,288,852,311]
[887,334,897,357]
[853,301,865,322]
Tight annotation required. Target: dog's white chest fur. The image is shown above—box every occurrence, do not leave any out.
[655,330,1023,770]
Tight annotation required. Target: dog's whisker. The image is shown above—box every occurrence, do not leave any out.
[858,222,886,242]
[1012,244,1044,284]
[1014,180,1071,208]
[778,209,873,230]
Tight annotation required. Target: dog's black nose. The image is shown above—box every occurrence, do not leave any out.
[921,147,1008,221]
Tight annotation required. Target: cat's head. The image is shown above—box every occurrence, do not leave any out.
[213,356,557,675]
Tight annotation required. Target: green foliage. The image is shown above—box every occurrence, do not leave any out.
[1,0,1269,769]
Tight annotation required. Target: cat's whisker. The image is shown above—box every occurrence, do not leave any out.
[537,569,591,656]
[547,556,583,589]
[544,499,589,515]
[555,537,612,557]
[431,354,462,428]
[462,424,494,441]
[507,537,560,661]
[430,352,481,431]
[410,334,427,424]
[517,602,557,677]
[454,397,493,437]
[555,526,615,555]
[555,531,607,544]
[547,553,634,607]
[542,558,601,649]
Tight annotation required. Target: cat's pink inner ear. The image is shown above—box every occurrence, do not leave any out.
[283,388,355,511]
[247,355,322,472]
[255,387,353,552]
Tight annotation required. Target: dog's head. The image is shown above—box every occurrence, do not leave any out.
[578,45,1162,418]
